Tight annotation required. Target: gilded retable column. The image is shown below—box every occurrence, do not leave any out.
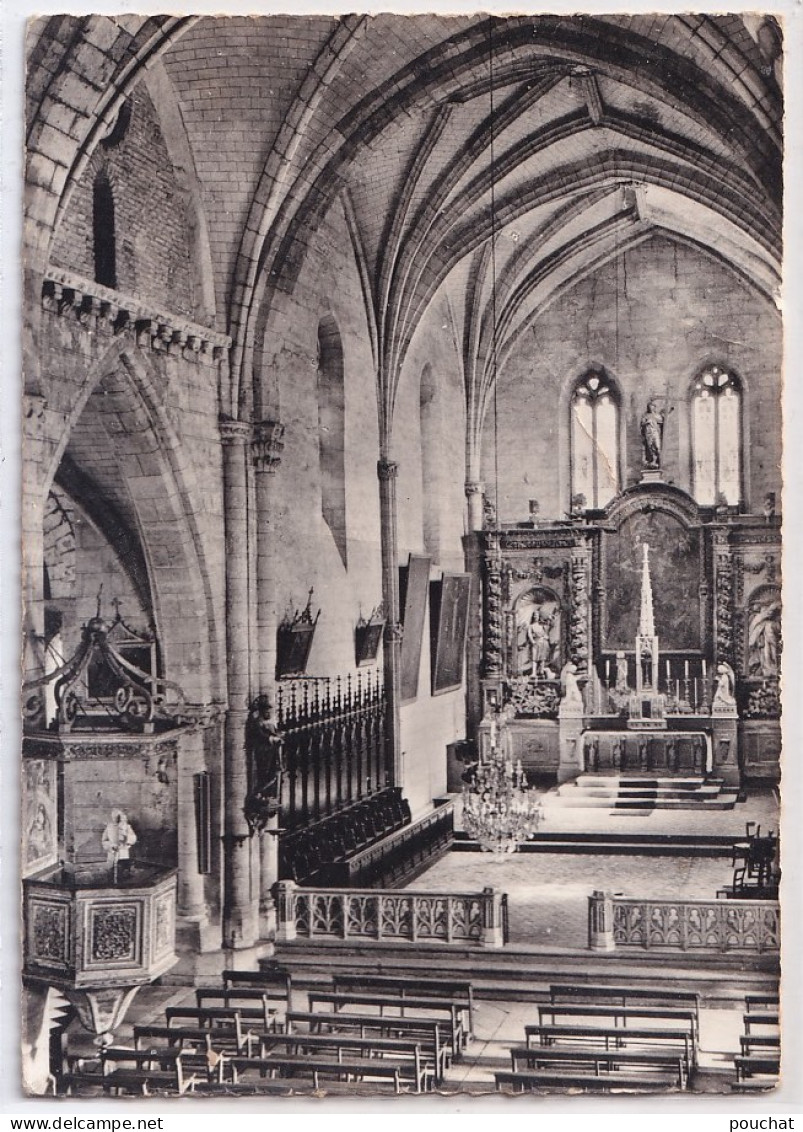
[252,419,285,940]
[220,416,257,949]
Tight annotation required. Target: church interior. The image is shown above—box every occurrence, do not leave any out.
[20,13,784,1098]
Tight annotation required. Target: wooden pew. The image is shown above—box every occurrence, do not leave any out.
[495,1069,678,1093]
[745,995,780,1013]
[223,968,292,1008]
[308,990,466,1053]
[548,984,699,1012]
[332,974,475,1036]
[228,1054,406,1093]
[285,1009,448,1081]
[166,1004,255,1046]
[735,1054,780,1084]
[196,987,279,1030]
[135,1020,253,1057]
[740,1034,781,1056]
[257,1030,432,1092]
[59,1055,105,1097]
[97,1047,197,1096]
[509,1044,688,1088]
[537,1002,697,1041]
[743,1012,780,1035]
[525,1023,694,1066]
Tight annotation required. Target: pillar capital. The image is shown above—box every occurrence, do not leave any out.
[219,415,252,444]
[465,480,484,498]
[252,419,285,472]
[377,458,398,481]
[383,620,404,645]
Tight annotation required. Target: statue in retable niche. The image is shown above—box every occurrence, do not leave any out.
[102,809,137,880]
[528,607,554,677]
[748,600,781,679]
[640,398,672,469]
[244,694,286,833]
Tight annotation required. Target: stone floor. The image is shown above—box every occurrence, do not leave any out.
[454,784,780,838]
[408,851,737,948]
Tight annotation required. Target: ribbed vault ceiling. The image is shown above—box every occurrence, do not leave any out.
[27,13,783,439]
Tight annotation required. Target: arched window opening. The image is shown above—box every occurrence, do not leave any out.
[419,364,441,560]
[93,172,117,289]
[570,371,619,509]
[691,365,742,505]
[317,317,347,568]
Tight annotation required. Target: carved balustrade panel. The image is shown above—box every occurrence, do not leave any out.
[288,887,495,945]
[611,897,779,953]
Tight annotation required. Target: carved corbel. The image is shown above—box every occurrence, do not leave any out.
[377,459,398,481]
[252,420,285,472]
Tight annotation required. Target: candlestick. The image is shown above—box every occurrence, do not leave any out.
[684,660,689,680]
[702,658,707,680]
[693,678,698,711]
[605,659,610,686]
[665,659,670,690]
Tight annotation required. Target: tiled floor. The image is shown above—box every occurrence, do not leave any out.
[409,851,737,948]
[454,785,780,838]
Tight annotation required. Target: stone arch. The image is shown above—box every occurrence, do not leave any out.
[43,344,221,702]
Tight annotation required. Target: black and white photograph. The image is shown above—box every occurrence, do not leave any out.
[7,6,798,1107]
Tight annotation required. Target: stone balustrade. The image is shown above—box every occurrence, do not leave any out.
[275,881,507,948]
[589,890,779,954]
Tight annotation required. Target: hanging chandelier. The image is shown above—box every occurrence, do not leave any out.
[462,724,542,854]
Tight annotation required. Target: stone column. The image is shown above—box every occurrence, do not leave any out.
[22,395,48,684]
[588,890,616,951]
[175,725,217,951]
[465,480,485,533]
[377,459,402,785]
[557,708,585,784]
[479,887,506,949]
[220,417,257,950]
[711,714,740,786]
[252,419,285,940]
[274,880,298,942]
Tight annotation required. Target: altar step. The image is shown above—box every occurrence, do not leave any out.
[551,775,739,812]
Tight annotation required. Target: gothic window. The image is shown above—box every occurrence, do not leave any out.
[317,316,347,568]
[570,372,619,509]
[93,172,117,289]
[691,365,742,505]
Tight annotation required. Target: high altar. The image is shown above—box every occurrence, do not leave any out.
[471,481,781,787]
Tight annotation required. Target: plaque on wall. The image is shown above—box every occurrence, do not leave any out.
[399,554,431,702]
[430,572,471,695]
[22,759,58,877]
